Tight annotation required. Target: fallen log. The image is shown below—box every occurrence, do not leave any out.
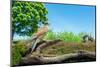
[18,50,96,66]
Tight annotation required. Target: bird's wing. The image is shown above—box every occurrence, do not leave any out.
[34,26,49,37]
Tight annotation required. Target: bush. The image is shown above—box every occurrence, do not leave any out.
[12,41,28,65]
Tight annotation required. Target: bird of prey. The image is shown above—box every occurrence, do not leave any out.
[30,24,49,54]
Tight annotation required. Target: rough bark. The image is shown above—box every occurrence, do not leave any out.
[18,50,96,66]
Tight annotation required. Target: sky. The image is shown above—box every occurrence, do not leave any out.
[14,3,96,40]
[45,3,96,36]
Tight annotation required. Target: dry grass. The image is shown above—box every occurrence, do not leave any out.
[41,41,96,55]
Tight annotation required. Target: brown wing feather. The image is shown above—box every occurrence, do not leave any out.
[35,25,49,37]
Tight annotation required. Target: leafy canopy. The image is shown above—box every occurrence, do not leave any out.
[12,1,48,36]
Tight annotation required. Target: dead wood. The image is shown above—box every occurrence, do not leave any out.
[18,50,96,66]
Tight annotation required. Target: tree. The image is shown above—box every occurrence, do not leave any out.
[12,1,48,40]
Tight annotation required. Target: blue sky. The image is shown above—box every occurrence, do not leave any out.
[14,3,96,40]
[45,3,96,36]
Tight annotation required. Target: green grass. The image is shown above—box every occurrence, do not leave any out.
[44,30,88,43]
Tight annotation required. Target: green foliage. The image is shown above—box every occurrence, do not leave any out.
[12,41,28,65]
[12,1,48,37]
[44,30,88,43]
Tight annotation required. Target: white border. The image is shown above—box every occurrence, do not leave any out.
[0,0,100,67]
[0,0,10,67]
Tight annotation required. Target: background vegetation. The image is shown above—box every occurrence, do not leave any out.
[43,30,89,43]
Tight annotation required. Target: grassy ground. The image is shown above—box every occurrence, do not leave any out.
[41,41,95,55]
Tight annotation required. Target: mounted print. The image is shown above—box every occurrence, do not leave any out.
[11,0,96,67]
